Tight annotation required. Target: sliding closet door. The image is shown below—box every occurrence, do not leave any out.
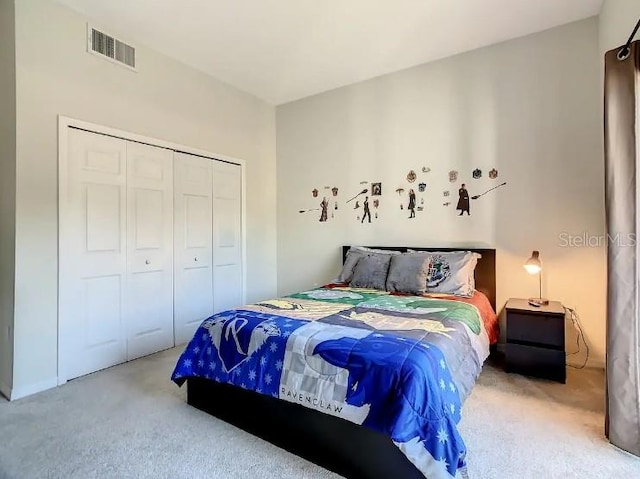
[60,129,127,380]
[173,152,214,344]
[126,142,174,360]
[212,161,243,313]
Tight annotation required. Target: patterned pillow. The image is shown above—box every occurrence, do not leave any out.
[337,246,400,283]
[385,252,431,294]
[425,251,481,298]
[350,254,392,290]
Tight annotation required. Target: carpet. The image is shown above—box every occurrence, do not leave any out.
[0,348,637,479]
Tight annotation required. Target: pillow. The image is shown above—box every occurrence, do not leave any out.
[425,251,481,298]
[350,254,392,290]
[385,252,431,295]
[337,246,400,283]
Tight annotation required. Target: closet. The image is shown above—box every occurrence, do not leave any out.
[59,127,243,382]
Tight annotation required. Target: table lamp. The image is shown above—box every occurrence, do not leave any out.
[524,250,549,307]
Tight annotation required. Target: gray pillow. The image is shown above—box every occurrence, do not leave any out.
[337,246,400,283]
[350,254,392,290]
[425,251,481,297]
[386,252,431,294]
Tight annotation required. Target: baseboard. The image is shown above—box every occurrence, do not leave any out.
[567,357,605,370]
[10,377,58,400]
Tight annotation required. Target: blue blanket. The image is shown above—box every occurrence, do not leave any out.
[172,289,488,478]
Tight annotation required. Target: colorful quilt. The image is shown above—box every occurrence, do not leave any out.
[172,287,491,479]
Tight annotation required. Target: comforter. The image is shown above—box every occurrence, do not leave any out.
[172,286,493,479]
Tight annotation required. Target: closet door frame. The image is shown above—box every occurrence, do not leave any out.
[57,116,247,385]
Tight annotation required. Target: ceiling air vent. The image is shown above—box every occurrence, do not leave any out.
[87,25,136,71]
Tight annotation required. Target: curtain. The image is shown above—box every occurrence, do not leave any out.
[605,40,640,457]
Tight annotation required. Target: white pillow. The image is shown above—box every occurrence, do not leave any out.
[424,251,481,297]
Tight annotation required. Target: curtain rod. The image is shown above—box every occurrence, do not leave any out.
[619,17,640,60]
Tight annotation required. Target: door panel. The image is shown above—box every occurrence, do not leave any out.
[86,184,122,251]
[126,142,174,360]
[212,162,243,314]
[61,129,127,381]
[174,152,214,344]
[134,189,164,249]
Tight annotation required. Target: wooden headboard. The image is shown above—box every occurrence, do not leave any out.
[341,246,497,311]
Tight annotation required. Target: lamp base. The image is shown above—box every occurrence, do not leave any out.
[528,297,549,307]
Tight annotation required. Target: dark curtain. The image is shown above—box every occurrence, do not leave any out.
[604,40,640,457]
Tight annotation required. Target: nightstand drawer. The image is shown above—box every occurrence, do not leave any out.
[506,343,565,383]
[507,312,564,349]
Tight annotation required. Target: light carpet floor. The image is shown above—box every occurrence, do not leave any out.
[1,348,638,479]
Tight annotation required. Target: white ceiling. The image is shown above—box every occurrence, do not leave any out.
[56,0,604,105]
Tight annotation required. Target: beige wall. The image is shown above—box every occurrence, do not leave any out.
[277,18,605,367]
[600,0,640,54]
[0,0,16,399]
[11,0,277,397]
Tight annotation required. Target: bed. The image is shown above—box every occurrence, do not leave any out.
[172,246,498,479]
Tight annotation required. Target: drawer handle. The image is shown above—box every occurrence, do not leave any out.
[145,259,151,265]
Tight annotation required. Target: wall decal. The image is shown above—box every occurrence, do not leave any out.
[456,183,470,216]
[347,188,368,203]
[361,197,372,223]
[396,188,405,209]
[332,187,339,196]
[334,201,338,210]
[319,197,329,222]
[422,166,431,173]
[489,169,498,179]
[443,202,451,207]
[331,212,334,219]
[449,170,458,183]
[373,199,379,208]
[371,182,382,196]
[408,189,416,219]
[417,206,424,212]
[418,182,426,192]
[420,197,424,205]
[471,182,508,200]
[360,181,369,185]
[299,207,319,214]
[324,186,331,190]
[354,201,360,209]
[443,190,450,197]
[407,170,417,183]
[312,188,318,197]
[472,168,482,179]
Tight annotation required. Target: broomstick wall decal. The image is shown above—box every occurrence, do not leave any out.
[471,182,507,200]
[346,188,368,203]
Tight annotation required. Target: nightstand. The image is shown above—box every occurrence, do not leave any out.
[505,298,566,383]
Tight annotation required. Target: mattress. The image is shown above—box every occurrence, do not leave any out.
[172,286,496,479]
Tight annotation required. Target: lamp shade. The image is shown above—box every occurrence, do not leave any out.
[524,250,542,275]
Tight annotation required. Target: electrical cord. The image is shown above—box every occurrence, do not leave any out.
[564,306,589,369]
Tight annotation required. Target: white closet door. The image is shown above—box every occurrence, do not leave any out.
[126,142,174,360]
[212,161,243,313]
[61,129,127,381]
[174,152,214,345]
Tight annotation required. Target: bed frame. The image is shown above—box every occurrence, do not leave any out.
[186,246,496,479]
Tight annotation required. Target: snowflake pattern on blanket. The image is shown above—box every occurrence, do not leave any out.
[172,288,489,479]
